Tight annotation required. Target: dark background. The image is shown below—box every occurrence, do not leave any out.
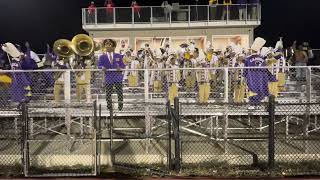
[0,0,318,53]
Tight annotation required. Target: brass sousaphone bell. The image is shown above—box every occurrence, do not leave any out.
[71,34,95,57]
[53,39,74,61]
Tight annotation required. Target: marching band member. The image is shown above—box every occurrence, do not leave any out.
[274,51,287,92]
[274,39,287,91]
[166,55,180,106]
[263,47,279,97]
[74,58,92,102]
[123,47,133,83]
[98,39,125,111]
[207,46,219,91]
[119,40,127,55]
[150,49,164,92]
[128,56,140,88]
[196,59,211,104]
[183,48,198,91]
[244,37,272,107]
[53,58,69,103]
[233,50,246,103]
[2,43,32,107]
[0,49,11,107]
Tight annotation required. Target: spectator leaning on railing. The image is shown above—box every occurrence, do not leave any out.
[221,0,232,20]
[131,0,141,20]
[104,0,114,23]
[249,0,259,20]
[237,0,247,20]
[208,0,218,21]
[87,1,96,23]
[161,1,172,21]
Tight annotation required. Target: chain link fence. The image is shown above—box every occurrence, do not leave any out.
[0,107,23,177]
[1,66,320,177]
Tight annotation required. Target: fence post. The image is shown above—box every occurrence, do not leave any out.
[224,68,229,103]
[109,99,114,167]
[188,6,191,26]
[268,95,275,169]
[95,8,98,25]
[113,7,116,26]
[144,70,151,137]
[93,101,99,175]
[132,7,134,25]
[22,103,29,177]
[173,97,181,173]
[150,7,153,26]
[166,101,172,171]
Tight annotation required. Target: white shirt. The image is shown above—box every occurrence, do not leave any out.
[107,52,114,63]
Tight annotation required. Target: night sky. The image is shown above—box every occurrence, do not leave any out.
[0,0,319,53]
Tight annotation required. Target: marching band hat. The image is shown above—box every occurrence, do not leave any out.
[250,37,266,52]
[260,47,271,57]
[103,39,117,48]
[1,42,22,59]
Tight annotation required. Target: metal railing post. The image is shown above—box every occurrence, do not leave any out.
[207,5,210,24]
[268,95,275,169]
[188,5,191,26]
[113,7,116,25]
[132,7,134,25]
[150,7,153,25]
[245,4,248,24]
[95,8,97,25]
[166,101,172,171]
[144,70,151,137]
[109,98,114,167]
[64,70,71,136]
[82,9,85,25]
[307,67,312,102]
[224,68,229,103]
[173,97,181,173]
[93,101,99,175]
[22,103,29,177]
[169,9,172,26]
[226,5,229,24]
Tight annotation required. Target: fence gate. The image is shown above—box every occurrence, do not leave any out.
[96,100,170,176]
[0,105,24,177]
[23,103,97,177]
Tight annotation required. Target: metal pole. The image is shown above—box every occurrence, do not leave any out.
[132,7,134,25]
[173,97,181,172]
[98,104,102,172]
[64,70,71,136]
[113,7,116,26]
[22,103,29,177]
[150,7,153,25]
[226,5,229,24]
[268,95,275,169]
[82,9,85,25]
[95,8,98,25]
[207,5,210,24]
[224,68,229,103]
[166,101,172,170]
[188,6,191,26]
[169,8,172,26]
[109,99,114,166]
[93,101,99,175]
[144,70,151,137]
[245,4,248,24]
